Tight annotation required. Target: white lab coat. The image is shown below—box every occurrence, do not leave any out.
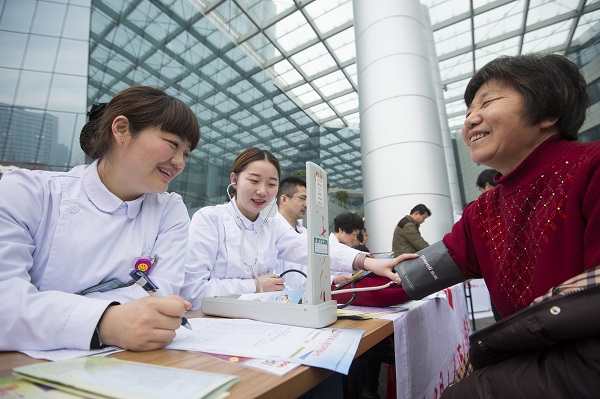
[181,200,358,309]
[274,212,308,290]
[329,233,350,281]
[0,161,189,350]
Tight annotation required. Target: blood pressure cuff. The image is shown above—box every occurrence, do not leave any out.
[394,241,464,300]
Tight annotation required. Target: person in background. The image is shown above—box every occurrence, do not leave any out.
[368,53,600,397]
[391,204,431,256]
[330,212,366,284]
[331,212,364,248]
[355,228,370,253]
[276,176,307,233]
[476,168,497,193]
[274,176,352,289]
[181,148,416,309]
[0,86,200,351]
[274,176,308,290]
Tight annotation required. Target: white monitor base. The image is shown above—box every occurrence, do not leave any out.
[201,297,338,328]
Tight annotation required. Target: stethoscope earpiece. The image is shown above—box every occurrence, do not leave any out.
[226,183,235,201]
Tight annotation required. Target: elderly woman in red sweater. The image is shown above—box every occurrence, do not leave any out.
[368,53,600,398]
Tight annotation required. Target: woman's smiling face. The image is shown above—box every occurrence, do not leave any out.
[231,159,279,221]
[462,79,556,176]
[99,118,190,202]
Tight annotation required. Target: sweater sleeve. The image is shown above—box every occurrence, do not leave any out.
[582,145,600,269]
[442,201,484,280]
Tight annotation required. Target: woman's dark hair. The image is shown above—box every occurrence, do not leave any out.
[80,86,200,160]
[228,147,281,198]
[231,147,281,177]
[476,168,498,189]
[333,212,364,234]
[464,53,589,141]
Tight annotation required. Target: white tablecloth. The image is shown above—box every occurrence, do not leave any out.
[383,284,471,399]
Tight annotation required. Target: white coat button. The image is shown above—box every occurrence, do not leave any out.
[550,306,561,315]
[69,204,80,214]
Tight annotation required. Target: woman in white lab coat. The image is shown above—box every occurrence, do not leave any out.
[0,86,200,351]
[181,147,416,309]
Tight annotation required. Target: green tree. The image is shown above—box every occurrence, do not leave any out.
[292,169,306,180]
[334,190,349,203]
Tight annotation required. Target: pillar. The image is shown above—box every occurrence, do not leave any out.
[353,0,454,253]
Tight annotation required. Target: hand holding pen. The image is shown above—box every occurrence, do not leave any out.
[96,293,192,351]
[129,266,192,330]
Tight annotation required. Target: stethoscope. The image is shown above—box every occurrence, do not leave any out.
[227,183,278,292]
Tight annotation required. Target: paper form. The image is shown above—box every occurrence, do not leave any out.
[165,318,364,374]
[199,352,301,376]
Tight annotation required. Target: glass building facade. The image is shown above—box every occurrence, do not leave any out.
[88,0,367,212]
[1,0,598,211]
[1,0,365,213]
[1,0,90,172]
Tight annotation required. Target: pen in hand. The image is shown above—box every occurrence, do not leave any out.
[180,316,192,330]
[129,269,193,330]
[351,270,365,279]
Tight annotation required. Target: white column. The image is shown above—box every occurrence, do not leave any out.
[353,0,454,254]
[422,5,463,214]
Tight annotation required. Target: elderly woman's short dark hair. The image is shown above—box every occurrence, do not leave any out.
[464,53,589,141]
[333,213,364,234]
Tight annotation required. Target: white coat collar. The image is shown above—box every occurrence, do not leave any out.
[227,198,266,231]
[82,160,145,219]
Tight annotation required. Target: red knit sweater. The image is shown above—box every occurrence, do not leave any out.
[443,135,600,317]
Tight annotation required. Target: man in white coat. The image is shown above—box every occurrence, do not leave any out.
[274,177,309,289]
[275,177,353,289]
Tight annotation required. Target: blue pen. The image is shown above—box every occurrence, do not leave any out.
[129,269,192,330]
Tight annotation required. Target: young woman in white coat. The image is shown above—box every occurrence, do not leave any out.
[181,147,416,309]
[0,86,200,351]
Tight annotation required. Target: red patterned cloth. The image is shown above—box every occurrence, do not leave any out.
[444,135,600,317]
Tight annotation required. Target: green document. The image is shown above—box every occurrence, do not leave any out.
[13,357,239,399]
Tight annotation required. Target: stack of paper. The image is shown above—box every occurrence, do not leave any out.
[166,318,364,374]
[13,357,239,399]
